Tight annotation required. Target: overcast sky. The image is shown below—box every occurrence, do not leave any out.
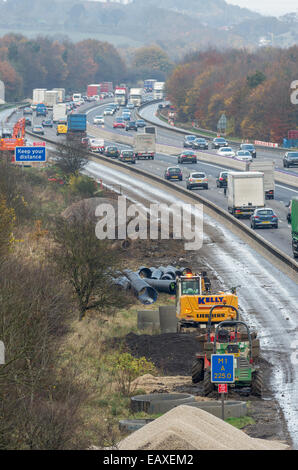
[226,0,298,16]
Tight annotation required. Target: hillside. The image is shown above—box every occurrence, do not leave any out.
[0,0,297,55]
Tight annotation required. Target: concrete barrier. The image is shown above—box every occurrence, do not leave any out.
[159,305,177,333]
[187,400,247,419]
[131,393,196,414]
[137,310,160,330]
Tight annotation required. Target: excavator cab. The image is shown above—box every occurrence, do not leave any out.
[176,273,238,331]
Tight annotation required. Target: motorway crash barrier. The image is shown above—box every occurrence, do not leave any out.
[130,393,196,414]
[25,130,298,274]
[136,104,298,189]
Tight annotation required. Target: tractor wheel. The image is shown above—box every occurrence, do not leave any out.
[251,369,263,397]
[203,368,214,396]
[191,358,204,383]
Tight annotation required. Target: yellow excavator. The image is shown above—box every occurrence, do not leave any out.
[176,273,238,332]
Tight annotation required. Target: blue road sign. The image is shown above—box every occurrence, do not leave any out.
[15,146,46,162]
[211,354,235,383]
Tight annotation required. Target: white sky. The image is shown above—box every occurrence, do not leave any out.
[226,0,298,16]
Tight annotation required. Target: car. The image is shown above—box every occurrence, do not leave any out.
[103,108,115,116]
[283,151,298,168]
[25,118,32,127]
[178,151,197,164]
[118,149,136,164]
[250,208,278,229]
[126,121,137,131]
[216,171,228,188]
[42,119,53,128]
[192,138,208,150]
[136,119,146,128]
[183,135,197,148]
[93,115,104,125]
[217,147,235,157]
[104,145,120,158]
[127,102,134,109]
[186,171,208,190]
[32,125,44,135]
[122,112,131,121]
[234,150,252,162]
[164,167,183,181]
[81,137,90,148]
[239,143,256,158]
[23,107,33,115]
[113,118,126,129]
[211,137,228,149]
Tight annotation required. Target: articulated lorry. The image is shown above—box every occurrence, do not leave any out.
[291,197,298,258]
[114,86,128,106]
[228,171,265,218]
[133,128,156,160]
[246,160,275,200]
[153,81,165,100]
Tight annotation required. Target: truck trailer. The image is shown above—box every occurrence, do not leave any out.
[67,113,87,141]
[114,86,128,106]
[133,129,156,160]
[153,82,165,100]
[44,90,59,108]
[246,160,275,200]
[33,88,47,105]
[53,103,67,123]
[227,171,265,218]
[129,88,143,107]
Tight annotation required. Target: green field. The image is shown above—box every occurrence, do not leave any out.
[0,27,143,47]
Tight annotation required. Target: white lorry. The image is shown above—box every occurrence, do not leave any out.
[133,130,156,160]
[227,171,265,218]
[153,82,165,100]
[53,103,67,123]
[32,88,47,105]
[44,90,59,108]
[129,88,143,107]
[52,88,65,103]
[246,160,275,200]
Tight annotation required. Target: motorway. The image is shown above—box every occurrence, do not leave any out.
[3,101,297,447]
[82,101,298,259]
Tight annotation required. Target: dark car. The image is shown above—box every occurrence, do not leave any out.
[211,137,228,149]
[239,143,256,159]
[164,167,183,181]
[25,118,32,127]
[183,135,197,148]
[104,145,120,158]
[186,172,208,190]
[192,138,208,150]
[42,119,53,128]
[125,121,137,131]
[136,119,146,128]
[118,150,136,164]
[216,171,228,188]
[250,208,278,229]
[283,152,298,168]
[178,151,197,164]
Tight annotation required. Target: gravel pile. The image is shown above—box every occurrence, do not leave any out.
[116,405,289,450]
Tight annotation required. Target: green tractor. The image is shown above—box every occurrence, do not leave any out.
[191,305,262,397]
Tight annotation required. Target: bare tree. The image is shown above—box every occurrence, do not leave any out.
[50,206,129,321]
[55,140,89,175]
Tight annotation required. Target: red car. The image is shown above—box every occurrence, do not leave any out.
[113,118,125,129]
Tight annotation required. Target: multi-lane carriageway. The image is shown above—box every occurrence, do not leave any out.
[2,100,298,448]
